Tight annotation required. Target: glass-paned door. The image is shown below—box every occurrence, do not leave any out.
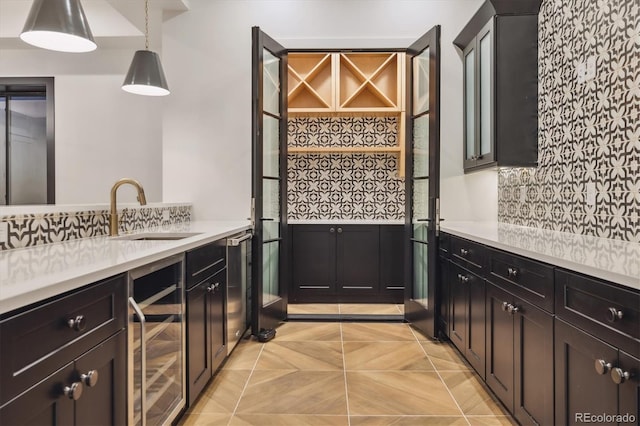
[405,26,441,339]
[251,27,288,336]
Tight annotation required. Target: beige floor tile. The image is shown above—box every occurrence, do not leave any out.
[395,304,405,314]
[343,341,434,370]
[274,322,342,341]
[230,414,349,425]
[346,371,462,416]
[350,416,468,425]
[188,370,251,414]
[288,303,340,314]
[178,413,231,425]
[466,415,518,425]
[341,322,416,341]
[339,304,403,315]
[255,341,344,371]
[235,370,347,415]
[223,340,264,370]
[440,371,509,416]
[420,341,472,371]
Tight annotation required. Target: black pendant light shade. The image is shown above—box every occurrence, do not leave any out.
[20,0,97,53]
[122,50,170,96]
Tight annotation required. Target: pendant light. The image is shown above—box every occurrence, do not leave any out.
[20,0,97,53]
[122,0,170,96]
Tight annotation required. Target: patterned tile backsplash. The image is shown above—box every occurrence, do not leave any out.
[498,0,640,242]
[0,204,192,251]
[288,116,405,220]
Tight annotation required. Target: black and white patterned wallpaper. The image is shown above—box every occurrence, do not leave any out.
[0,205,192,251]
[288,117,405,220]
[498,0,640,242]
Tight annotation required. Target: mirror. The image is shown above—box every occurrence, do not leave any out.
[0,77,55,205]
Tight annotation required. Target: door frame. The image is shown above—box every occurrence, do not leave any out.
[251,27,289,335]
[404,26,442,339]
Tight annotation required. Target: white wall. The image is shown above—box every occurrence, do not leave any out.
[162,0,498,222]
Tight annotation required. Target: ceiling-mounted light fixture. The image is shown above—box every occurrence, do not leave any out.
[20,0,97,53]
[122,0,170,96]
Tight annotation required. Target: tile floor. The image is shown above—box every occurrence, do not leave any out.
[179,321,516,426]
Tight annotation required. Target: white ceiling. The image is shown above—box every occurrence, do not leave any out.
[0,0,189,45]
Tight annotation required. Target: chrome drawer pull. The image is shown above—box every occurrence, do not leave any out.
[67,315,87,332]
[595,359,612,375]
[80,370,99,387]
[63,382,83,400]
[608,307,624,322]
[611,367,632,384]
[507,267,519,279]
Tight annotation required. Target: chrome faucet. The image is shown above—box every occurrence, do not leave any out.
[109,178,147,236]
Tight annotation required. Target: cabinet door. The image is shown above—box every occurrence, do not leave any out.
[336,225,380,297]
[210,269,227,373]
[555,318,618,426]
[466,268,486,378]
[462,40,477,170]
[513,296,553,426]
[617,351,639,423]
[291,225,336,301]
[75,331,127,426]
[449,263,467,353]
[475,20,495,168]
[380,225,405,303]
[187,281,212,406]
[485,283,514,411]
[437,256,449,337]
[0,363,75,425]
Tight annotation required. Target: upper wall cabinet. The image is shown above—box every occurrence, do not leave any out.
[287,52,405,114]
[454,0,541,173]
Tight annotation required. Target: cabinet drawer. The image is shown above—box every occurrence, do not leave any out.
[0,274,127,405]
[450,235,486,274]
[186,240,226,288]
[555,269,640,358]
[488,248,554,312]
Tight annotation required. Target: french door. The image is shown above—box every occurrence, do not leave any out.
[251,27,288,336]
[404,26,441,339]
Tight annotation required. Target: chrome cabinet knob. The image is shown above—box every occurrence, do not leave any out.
[67,315,86,332]
[608,307,624,322]
[80,370,99,387]
[460,248,469,257]
[507,267,519,279]
[595,359,612,375]
[611,367,632,384]
[337,228,343,233]
[207,282,220,293]
[507,304,520,314]
[329,227,335,233]
[501,301,510,312]
[457,274,470,284]
[63,382,83,400]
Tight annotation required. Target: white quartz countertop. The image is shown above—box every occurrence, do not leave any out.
[441,222,640,291]
[288,219,404,225]
[0,220,251,315]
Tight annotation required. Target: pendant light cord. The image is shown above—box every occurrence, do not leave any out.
[144,0,150,50]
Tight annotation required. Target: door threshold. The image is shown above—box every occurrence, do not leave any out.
[287,313,405,322]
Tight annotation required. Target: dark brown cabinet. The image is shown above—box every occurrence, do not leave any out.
[0,276,127,425]
[486,283,553,425]
[291,224,403,303]
[186,242,227,406]
[448,262,485,378]
[555,269,640,426]
[437,233,450,338]
[454,0,540,172]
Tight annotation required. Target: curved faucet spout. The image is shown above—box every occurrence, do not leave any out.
[109,178,147,236]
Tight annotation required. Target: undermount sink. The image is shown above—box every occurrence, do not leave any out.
[114,232,202,241]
